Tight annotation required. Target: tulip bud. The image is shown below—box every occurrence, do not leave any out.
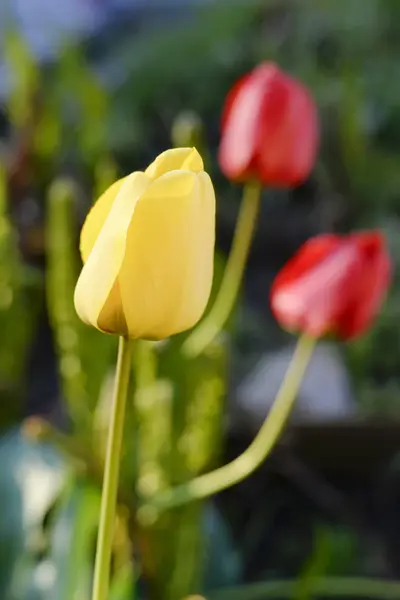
[219,62,319,187]
[74,148,216,340]
[270,231,391,340]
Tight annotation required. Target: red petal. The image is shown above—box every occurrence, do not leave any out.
[218,63,280,181]
[336,232,391,339]
[220,73,251,132]
[257,71,319,186]
[271,234,341,290]
[271,231,392,340]
[270,235,361,337]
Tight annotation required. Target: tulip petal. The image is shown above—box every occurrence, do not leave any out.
[258,73,318,186]
[145,147,203,180]
[337,232,391,339]
[118,169,215,339]
[74,172,151,334]
[219,62,318,186]
[271,235,360,337]
[219,67,269,180]
[219,63,287,181]
[80,176,128,263]
[271,235,341,289]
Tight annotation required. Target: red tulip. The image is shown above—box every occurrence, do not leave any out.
[270,231,391,340]
[219,62,319,187]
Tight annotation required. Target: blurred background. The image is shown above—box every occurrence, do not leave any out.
[1,0,400,598]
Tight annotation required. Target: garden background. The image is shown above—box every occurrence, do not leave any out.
[1,1,400,598]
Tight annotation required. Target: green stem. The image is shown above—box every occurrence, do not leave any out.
[141,334,315,516]
[183,181,262,358]
[92,336,133,600]
[207,577,400,600]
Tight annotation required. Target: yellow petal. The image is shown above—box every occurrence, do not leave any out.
[80,176,128,263]
[74,172,151,334]
[118,169,215,339]
[145,147,203,180]
[80,148,204,262]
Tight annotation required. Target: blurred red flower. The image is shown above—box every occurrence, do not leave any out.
[270,231,391,340]
[218,62,319,187]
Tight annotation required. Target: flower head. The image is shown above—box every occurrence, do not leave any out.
[270,231,391,340]
[74,148,216,340]
[219,62,319,187]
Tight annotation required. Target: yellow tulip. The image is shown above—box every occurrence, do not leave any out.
[74,148,216,340]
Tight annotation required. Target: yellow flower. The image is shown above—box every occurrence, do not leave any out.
[74,148,216,340]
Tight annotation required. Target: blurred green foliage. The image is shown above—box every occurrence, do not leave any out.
[0,164,41,427]
[46,178,117,425]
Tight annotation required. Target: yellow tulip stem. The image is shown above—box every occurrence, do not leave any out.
[92,336,133,600]
[183,181,262,358]
[141,334,316,515]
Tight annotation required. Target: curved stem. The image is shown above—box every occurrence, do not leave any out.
[92,336,133,600]
[183,181,262,358]
[142,334,315,515]
[207,577,400,600]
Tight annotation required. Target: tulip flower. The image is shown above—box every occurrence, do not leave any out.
[270,231,391,340]
[219,62,319,187]
[74,147,216,340]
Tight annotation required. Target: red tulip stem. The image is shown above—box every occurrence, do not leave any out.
[183,180,262,358]
[138,334,316,517]
[92,336,134,600]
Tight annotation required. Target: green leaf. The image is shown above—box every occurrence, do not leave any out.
[294,527,331,600]
[45,483,100,600]
[3,30,39,128]
[109,564,136,600]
